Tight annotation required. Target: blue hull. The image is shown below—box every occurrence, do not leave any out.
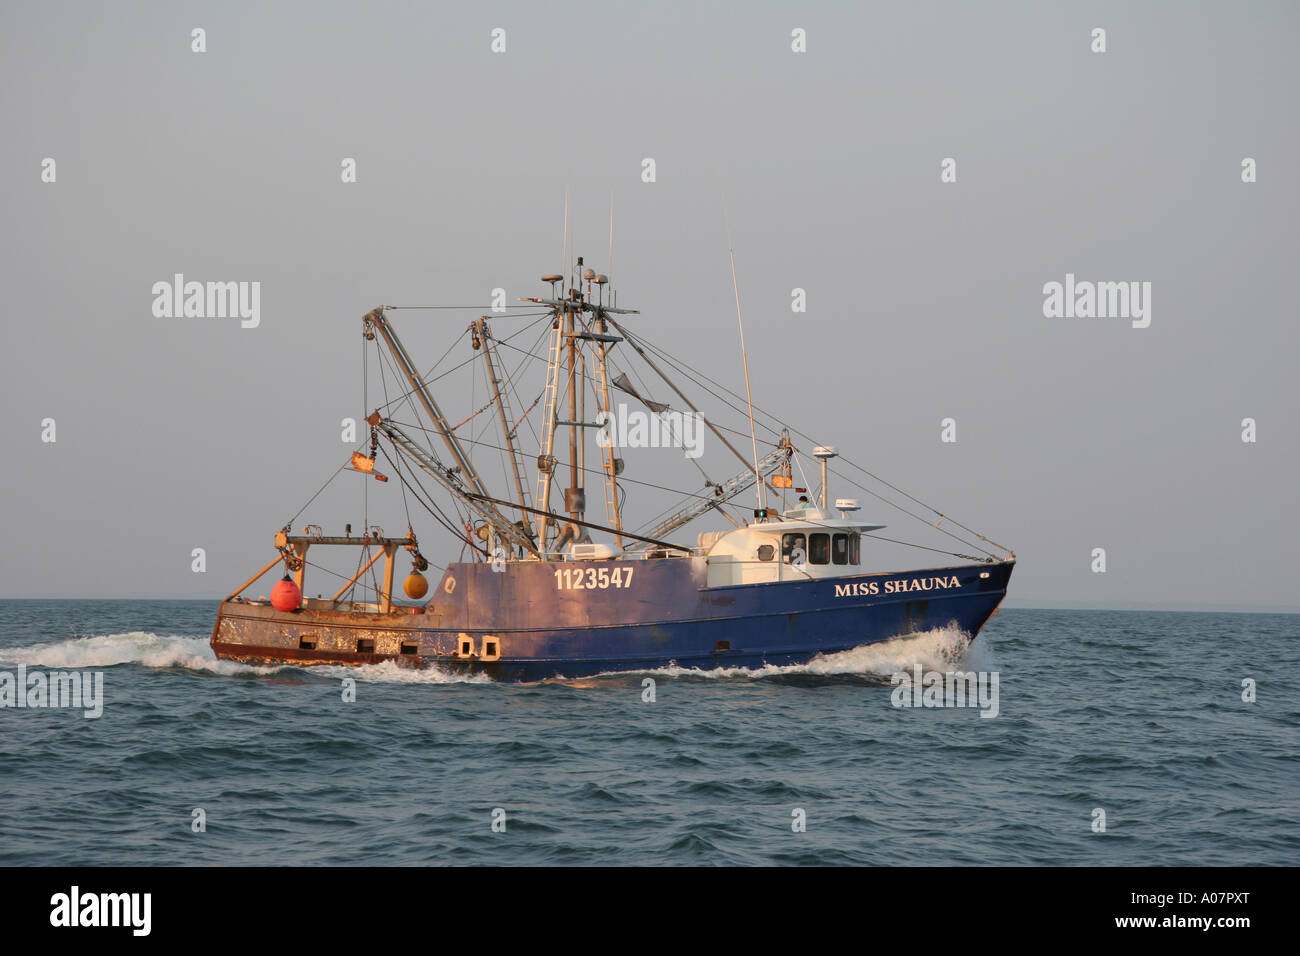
[212,558,1014,681]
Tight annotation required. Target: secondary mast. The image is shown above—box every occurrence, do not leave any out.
[473,316,533,539]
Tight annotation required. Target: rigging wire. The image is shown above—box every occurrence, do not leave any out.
[383,304,548,310]
[615,323,1010,557]
[285,459,350,529]
[602,351,717,490]
[386,417,738,511]
[289,291,1010,568]
[376,442,480,559]
[372,312,552,417]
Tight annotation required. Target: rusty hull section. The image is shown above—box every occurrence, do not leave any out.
[210,599,463,669]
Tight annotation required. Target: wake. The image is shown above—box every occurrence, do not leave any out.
[0,632,487,683]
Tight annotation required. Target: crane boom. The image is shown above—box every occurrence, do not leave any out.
[629,444,790,547]
[362,307,490,499]
[376,419,538,558]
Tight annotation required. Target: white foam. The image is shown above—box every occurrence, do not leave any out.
[582,623,993,681]
[312,660,494,684]
[0,632,279,676]
[0,631,493,684]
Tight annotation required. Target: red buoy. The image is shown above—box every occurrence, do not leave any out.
[270,575,302,612]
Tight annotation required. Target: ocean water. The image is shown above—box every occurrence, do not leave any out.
[0,600,1295,866]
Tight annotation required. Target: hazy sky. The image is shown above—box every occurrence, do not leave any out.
[2,1,1296,610]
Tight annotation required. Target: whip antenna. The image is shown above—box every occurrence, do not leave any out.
[607,190,615,284]
[724,199,766,515]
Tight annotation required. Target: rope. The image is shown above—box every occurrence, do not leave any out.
[450,394,500,431]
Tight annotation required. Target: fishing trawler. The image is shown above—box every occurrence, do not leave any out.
[211,250,1015,680]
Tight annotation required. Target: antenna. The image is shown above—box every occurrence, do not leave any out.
[607,190,615,285]
[724,199,766,516]
[561,184,570,284]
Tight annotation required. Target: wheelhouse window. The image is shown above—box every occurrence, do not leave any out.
[849,533,860,565]
[781,533,805,564]
[809,533,829,565]
[832,533,848,565]
[757,544,775,562]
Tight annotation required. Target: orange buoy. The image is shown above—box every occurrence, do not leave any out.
[403,571,429,599]
[270,575,302,612]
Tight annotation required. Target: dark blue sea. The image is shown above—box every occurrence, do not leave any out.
[0,600,1295,866]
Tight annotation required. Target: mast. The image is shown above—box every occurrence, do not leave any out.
[521,260,638,557]
[592,274,623,547]
[533,274,564,553]
[565,260,583,534]
[473,316,532,536]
